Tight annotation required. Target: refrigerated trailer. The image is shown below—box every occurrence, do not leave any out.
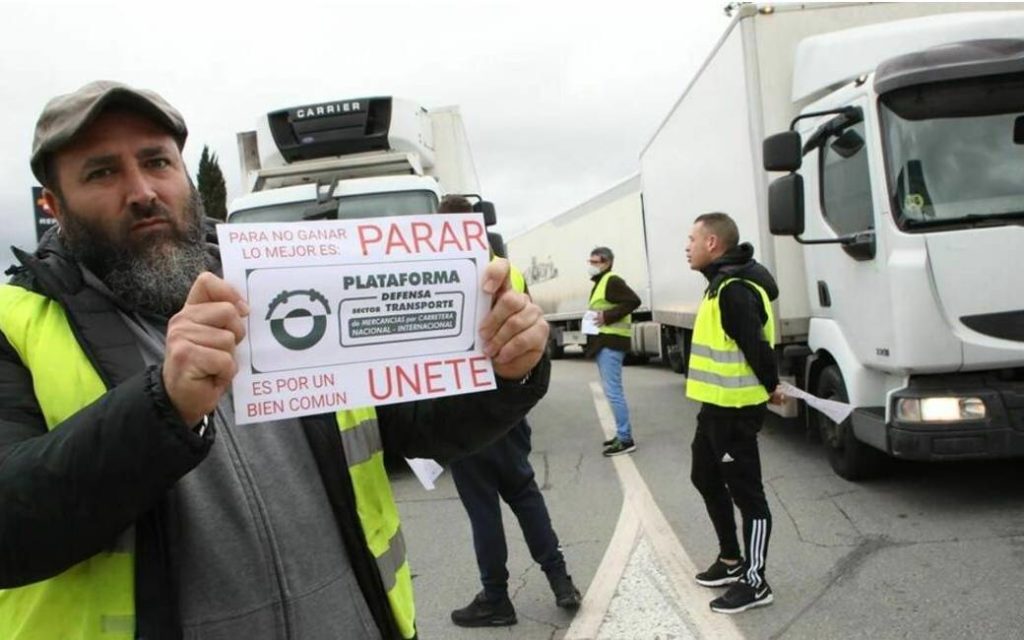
[228,96,502,242]
[640,2,1024,479]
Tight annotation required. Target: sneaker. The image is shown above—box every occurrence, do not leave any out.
[695,558,745,587]
[450,591,517,627]
[602,436,618,447]
[548,574,582,610]
[709,581,773,614]
[602,439,636,456]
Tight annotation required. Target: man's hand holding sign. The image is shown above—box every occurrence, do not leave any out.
[479,257,547,381]
[164,272,250,426]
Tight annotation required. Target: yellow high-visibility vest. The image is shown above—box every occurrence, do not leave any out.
[588,271,631,337]
[685,278,775,408]
[509,265,526,294]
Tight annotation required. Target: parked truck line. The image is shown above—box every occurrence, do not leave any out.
[641,2,1024,479]
[512,2,1024,480]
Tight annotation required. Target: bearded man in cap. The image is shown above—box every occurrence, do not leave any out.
[0,81,550,640]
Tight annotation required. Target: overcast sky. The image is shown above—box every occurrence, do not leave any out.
[0,0,730,270]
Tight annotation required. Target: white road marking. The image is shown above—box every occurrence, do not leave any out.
[563,382,744,640]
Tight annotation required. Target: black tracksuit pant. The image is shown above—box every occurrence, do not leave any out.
[690,408,772,588]
[450,418,567,601]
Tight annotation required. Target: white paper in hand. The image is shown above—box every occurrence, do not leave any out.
[405,458,444,491]
[779,382,854,425]
[582,310,600,336]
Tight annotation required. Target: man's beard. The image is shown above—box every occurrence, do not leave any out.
[59,189,209,317]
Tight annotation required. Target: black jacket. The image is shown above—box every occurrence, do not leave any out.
[698,242,779,418]
[0,226,549,639]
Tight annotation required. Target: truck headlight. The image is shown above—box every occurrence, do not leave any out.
[895,397,987,422]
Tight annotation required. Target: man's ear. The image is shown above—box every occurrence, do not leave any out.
[42,189,64,226]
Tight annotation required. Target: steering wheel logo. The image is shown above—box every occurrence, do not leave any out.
[266,289,331,351]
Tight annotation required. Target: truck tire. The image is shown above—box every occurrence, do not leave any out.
[664,328,689,375]
[624,352,650,366]
[546,334,565,360]
[816,364,887,481]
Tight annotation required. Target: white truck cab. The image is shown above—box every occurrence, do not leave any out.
[229,175,441,224]
[763,14,1024,477]
[228,96,498,235]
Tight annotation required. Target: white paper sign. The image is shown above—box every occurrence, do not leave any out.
[405,458,444,490]
[582,310,600,336]
[217,214,496,424]
[779,382,854,425]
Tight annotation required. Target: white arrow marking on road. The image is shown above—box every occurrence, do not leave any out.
[564,382,745,640]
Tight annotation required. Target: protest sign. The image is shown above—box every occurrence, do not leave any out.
[217,214,495,424]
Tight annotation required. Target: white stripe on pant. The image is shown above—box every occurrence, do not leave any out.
[746,518,767,588]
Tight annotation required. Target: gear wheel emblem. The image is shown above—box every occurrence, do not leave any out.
[265,289,331,350]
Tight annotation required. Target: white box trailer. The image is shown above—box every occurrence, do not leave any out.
[506,175,660,359]
[641,2,1024,479]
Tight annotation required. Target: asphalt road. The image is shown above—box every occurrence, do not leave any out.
[394,357,1024,639]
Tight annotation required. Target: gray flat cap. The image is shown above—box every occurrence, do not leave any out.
[30,80,188,186]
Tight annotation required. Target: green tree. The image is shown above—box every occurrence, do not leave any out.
[196,145,228,221]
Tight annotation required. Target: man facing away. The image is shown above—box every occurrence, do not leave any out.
[0,81,550,639]
[436,195,581,628]
[585,247,641,456]
[684,212,784,614]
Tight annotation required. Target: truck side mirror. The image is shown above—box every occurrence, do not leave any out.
[1014,115,1024,145]
[488,231,507,258]
[763,132,802,171]
[474,200,498,226]
[768,174,805,236]
[831,128,865,159]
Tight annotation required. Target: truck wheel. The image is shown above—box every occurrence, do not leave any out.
[546,334,565,360]
[624,352,650,366]
[664,328,689,375]
[816,364,887,481]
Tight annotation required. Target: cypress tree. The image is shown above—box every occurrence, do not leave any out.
[197,145,228,220]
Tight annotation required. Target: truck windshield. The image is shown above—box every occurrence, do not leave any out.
[229,190,438,223]
[879,73,1024,230]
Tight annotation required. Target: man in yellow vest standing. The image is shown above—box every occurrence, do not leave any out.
[0,81,550,640]
[586,247,641,456]
[684,212,784,614]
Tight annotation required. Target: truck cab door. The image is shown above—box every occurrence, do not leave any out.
[801,97,893,372]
